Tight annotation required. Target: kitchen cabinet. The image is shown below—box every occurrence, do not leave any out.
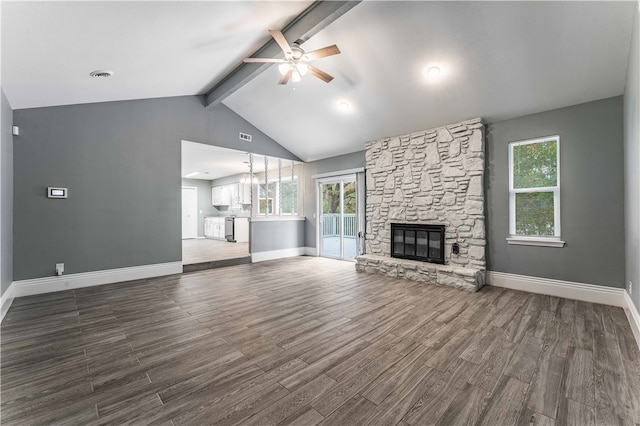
[230,183,251,208]
[214,183,251,208]
[204,217,225,239]
[212,186,230,206]
[237,183,251,205]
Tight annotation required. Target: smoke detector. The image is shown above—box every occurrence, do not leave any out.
[89,70,114,78]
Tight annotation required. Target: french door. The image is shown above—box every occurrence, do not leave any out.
[319,175,358,260]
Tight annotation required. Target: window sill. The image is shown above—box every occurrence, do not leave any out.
[506,236,565,248]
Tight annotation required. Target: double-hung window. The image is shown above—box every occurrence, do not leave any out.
[507,135,565,247]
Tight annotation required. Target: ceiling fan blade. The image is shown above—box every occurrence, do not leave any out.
[243,58,284,63]
[269,29,292,55]
[304,45,341,60]
[308,64,334,83]
[278,68,293,85]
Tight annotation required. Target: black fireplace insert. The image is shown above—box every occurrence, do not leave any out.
[391,223,445,264]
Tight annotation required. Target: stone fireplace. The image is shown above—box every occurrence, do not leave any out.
[355,118,486,292]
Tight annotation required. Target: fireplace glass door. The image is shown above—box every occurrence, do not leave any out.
[319,176,358,260]
[391,223,445,264]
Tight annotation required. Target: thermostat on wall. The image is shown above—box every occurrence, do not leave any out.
[48,187,68,199]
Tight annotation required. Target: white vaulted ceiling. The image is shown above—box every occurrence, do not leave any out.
[2,1,636,162]
[1,1,312,108]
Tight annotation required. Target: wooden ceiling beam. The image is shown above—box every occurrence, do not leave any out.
[204,0,361,108]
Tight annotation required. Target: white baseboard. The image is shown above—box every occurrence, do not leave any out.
[11,261,183,299]
[487,271,626,307]
[623,291,640,351]
[304,247,318,256]
[1,283,16,322]
[251,247,307,263]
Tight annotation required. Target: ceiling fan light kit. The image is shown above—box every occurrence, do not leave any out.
[244,29,340,85]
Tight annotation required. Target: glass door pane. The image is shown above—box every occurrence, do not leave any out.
[320,183,341,258]
[416,231,428,257]
[404,230,416,256]
[342,180,357,259]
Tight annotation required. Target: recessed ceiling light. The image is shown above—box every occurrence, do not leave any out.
[184,172,199,178]
[425,66,441,79]
[337,99,351,112]
[89,70,114,78]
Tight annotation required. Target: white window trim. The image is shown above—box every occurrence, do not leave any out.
[507,135,565,248]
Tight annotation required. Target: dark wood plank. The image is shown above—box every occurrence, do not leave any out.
[310,349,401,416]
[526,350,566,418]
[243,374,336,426]
[436,382,491,426]
[402,358,478,425]
[503,334,544,384]
[556,398,595,426]
[563,347,595,406]
[518,408,555,426]
[316,395,376,426]
[478,375,529,425]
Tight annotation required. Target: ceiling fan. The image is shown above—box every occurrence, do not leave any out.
[244,29,341,85]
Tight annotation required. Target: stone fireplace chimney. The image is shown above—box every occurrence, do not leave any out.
[356,118,486,291]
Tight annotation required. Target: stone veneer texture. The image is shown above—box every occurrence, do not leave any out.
[356,118,486,291]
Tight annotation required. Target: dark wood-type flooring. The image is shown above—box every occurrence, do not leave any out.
[1,257,639,425]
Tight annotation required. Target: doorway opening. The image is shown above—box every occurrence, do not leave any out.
[318,174,360,260]
[181,141,252,271]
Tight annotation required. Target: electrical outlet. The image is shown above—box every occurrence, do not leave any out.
[56,263,64,276]
[629,281,633,295]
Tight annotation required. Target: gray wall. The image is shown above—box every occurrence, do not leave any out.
[250,220,305,253]
[181,178,215,238]
[486,96,625,288]
[302,151,366,249]
[624,5,640,311]
[1,89,13,296]
[12,95,298,281]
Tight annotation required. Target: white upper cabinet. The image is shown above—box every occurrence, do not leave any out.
[213,183,251,207]
[212,186,230,206]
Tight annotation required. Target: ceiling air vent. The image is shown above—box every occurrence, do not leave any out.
[239,132,252,142]
[89,70,114,78]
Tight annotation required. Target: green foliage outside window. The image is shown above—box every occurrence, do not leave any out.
[322,182,356,214]
[513,140,557,188]
[515,192,555,236]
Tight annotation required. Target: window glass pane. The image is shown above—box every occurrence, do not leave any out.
[259,182,276,215]
[515,192,555,236]
[416,231,428,257]
[428,231,441,258]
[393,230,404,255]
[343,181,356,214]
[322,183,341,215]
[513,140,557,188]
[280,178,298,215]
[404,230,415,256]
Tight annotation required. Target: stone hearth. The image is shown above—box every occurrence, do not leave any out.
[355,118,486,292]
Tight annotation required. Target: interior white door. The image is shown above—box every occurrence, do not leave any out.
[182,187,198,239]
